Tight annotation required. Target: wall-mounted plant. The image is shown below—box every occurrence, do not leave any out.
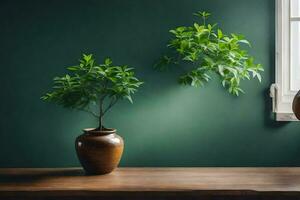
[41,54,143,175]
[156,11,263,96]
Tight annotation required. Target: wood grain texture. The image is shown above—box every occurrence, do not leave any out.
[1,168,300,199]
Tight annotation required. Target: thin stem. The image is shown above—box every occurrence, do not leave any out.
[98,79,109,130]
[77,108,99,119]
[103,96,119,115]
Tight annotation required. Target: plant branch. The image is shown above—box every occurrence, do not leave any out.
[77,108,99,118]
[103,96,119,115]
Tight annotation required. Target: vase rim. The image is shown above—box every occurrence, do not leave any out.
[83,128,116,135]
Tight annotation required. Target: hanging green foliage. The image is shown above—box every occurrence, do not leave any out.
[156,11,263,96]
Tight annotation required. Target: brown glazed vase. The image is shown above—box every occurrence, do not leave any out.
[75,128,124,175]
[293,90,300,120]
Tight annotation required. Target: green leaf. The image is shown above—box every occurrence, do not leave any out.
[105,57,112,66]
[254,72,262,82]
[222,80,226,87]
[169,29,177,35]
[239,39,251,47]
[67,66,79,71]
[176,26,186,33]
[217,29,223,39]
[83,54,92,62]
[218,65,224,76]
[207,24,212,31]
[194,23,204,33]
[194,11,211,18]
[125,95,133,104]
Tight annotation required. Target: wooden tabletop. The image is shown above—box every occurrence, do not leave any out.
[1,168,300,197]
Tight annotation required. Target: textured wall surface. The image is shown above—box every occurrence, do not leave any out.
[1,0,300,167]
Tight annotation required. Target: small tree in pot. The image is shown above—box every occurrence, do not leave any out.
[42,54,143,174]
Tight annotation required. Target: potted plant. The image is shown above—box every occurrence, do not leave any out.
[42,54,143,175]
[156,11,263,95]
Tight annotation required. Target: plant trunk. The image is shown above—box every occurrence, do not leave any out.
[98,99,104,130]
[99,115,103,130]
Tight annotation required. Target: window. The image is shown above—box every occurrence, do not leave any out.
[271,0,300,121]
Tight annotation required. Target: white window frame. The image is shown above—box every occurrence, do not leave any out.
[271,0,299,121]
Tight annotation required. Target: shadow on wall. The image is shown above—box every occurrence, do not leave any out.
[263,88,289,129]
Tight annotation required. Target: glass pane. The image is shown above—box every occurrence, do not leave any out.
[291,21,300,91]
[291,0,300,17]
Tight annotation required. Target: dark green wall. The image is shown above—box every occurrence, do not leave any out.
[1,0,300,167]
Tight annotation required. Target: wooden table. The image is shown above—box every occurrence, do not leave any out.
[1,168,300,199]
